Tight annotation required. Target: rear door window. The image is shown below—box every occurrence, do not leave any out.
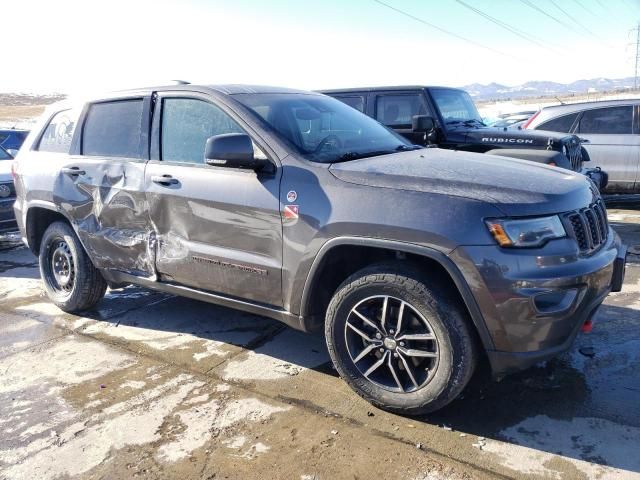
[82,99,144,158]
[536,112,579,133]
[577,106,633,135]
[161,98,244,164]
[38,109,81,153]
[375,94,426,127]
[334,96,365,113]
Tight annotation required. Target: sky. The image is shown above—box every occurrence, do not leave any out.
[2,0,639,95]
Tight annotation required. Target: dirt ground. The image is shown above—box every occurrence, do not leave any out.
[1,209,639,480]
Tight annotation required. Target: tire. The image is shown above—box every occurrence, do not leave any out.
[325,262,477,415]
[39,221,107,312]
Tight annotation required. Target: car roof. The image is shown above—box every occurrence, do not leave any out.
[319,86,461,94]
[542,98,640,112]
[111,84,315,96]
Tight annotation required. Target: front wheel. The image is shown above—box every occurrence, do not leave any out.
[39,221,107,312]
[325,263,477,415]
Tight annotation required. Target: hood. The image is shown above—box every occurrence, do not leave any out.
[462,126,572,150]
[329,148,595,216]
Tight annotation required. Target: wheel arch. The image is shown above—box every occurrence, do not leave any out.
[24,202,75,255]
[298,237,494,351]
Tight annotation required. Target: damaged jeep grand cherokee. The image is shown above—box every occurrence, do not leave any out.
[13,85,626,414]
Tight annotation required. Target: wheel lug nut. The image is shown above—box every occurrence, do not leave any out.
[375,333,382,339]
[379,348,384,353]
[389,329,395,334]
[399,342,405,347]
[393,353,399,358]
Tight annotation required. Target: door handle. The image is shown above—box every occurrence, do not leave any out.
[151,174,179,186]
[61,166,85,176]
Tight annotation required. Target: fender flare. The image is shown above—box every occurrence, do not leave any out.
[298,237,494,350]
[23,200,81,254]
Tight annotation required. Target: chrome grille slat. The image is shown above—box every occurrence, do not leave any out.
[565,201,609,254]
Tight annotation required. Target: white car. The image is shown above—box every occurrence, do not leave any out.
[524,99,638,193]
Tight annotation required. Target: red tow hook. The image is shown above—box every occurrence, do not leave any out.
[581,319,593,334]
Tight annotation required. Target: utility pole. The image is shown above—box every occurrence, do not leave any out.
[635,23,640,89]
[635,22,640,90]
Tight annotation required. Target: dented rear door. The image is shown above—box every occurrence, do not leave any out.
[145,93,283,306]
[69,96,156,276]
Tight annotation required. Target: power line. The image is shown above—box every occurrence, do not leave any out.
[548,0,601,40]
[519,0,582,33]
[371,0,515,58]
[570,0,597,16]
[454,0,562,53]
[634,22,640,89]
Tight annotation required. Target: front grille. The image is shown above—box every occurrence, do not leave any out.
[0,181,15,199]
[565,199,609,254]
[565,141,583,171]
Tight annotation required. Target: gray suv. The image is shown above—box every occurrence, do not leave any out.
[13,85,627,414]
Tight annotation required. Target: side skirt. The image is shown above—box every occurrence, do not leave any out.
[100,269,306,332]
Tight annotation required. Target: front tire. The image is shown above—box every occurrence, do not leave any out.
[39,221,107,312]
[325,263,477,415]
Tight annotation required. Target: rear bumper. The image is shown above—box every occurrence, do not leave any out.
[451,229,626,377]
[0,198,17,233]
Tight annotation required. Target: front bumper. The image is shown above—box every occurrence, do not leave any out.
[583,166,608,191]
[450,229,626,376]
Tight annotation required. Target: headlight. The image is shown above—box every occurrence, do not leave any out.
[486,216,566,248]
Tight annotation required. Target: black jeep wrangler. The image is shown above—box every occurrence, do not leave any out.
[322,86,607,189]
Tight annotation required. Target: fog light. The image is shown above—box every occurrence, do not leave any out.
[533,288,578,314]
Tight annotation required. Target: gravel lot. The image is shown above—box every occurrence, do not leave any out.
[1,209,639,480]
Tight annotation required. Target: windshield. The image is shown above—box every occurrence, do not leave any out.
[430,88,483,126]
[233,93,417,163]
[0,147,12,160]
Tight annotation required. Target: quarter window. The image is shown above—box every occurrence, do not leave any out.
[38,109,82,154]
[161,98,244,164]
[82,100,144,158]
[577,106,633,135]
[536,112,579,133]
[375,95,426,127]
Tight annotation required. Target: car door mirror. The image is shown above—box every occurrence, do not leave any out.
[204,133,269,171]
[412,115,435,132]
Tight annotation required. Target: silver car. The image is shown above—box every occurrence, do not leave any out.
[525,99,639,193]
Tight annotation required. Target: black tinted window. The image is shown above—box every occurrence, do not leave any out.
[83,100,144,158]
[577,106,633,135]
[335,96,365,113]
[0,147,11,160]
[375,95,426,127]
[536,112,579,133]
[161,98,244,164]
[38,109,81,153]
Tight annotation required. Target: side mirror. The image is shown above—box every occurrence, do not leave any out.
[412,115,435,133]
[204,133,269,171]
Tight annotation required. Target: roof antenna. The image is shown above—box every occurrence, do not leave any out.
[171,79,190,85]
[554,96,566,105]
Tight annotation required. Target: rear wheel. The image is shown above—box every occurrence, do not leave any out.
[325,263,477,415]
[39,221,107,312]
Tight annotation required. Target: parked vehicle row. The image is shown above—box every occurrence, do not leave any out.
[321,86,608,190]
[12,84,626,414]
[524,99,640,194]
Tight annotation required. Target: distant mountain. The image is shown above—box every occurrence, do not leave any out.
[462,77,637,101]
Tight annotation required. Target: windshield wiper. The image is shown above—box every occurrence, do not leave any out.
[395,144,422,151]
[333,150,396,162]
[464,119,486,127]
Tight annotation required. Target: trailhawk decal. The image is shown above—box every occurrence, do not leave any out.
[481,138,534,144]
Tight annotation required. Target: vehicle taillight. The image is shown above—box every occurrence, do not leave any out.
[522,110,541,130]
